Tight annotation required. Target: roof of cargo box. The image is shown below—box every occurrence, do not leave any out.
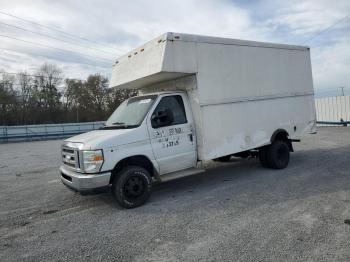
[166,32,308,50]
[109,32,309,90]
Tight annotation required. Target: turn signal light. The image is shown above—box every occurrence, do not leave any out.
[93,155,104,161]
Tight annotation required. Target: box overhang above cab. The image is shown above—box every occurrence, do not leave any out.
[109,32,197,90]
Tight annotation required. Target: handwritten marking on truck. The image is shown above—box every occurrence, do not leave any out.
[153,127,184,139]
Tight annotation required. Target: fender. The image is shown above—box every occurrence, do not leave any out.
[270,129,294,152]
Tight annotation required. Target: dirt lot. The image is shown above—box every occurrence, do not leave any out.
[0,127,350,262]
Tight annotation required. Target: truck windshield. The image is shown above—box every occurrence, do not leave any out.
[105,95,157,128]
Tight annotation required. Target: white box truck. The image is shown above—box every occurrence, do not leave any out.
[60,33,316,208]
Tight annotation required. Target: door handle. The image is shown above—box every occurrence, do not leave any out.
[189,133,193,142]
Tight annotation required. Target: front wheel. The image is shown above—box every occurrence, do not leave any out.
[112,166,152,208]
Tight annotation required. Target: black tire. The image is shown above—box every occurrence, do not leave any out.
[259,146,270,168]
[266,141,290,169]
[112,166,152,208]
[213,155,231,162]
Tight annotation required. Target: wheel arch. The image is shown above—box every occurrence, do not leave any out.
[110,155,159,184]
[270,129,293,152]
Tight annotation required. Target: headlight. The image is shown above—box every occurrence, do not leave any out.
[82,150,104,173]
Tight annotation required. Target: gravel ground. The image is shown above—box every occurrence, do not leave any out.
[0,127,350,262]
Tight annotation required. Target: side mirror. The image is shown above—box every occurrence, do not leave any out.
[152,108,174,128]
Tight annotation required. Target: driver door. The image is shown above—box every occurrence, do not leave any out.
[147,94,196,175]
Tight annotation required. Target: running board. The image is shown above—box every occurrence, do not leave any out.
[159,168,205,182]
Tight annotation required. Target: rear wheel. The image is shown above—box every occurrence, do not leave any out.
[266,141,290,169]
[112,166,152,208]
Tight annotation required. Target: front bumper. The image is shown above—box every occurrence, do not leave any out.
[59,165,111,191]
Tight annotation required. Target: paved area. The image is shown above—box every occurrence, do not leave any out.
[0,127,350,262]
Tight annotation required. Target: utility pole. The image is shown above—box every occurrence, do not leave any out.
[339,86,345,96]
[76,105,79,123]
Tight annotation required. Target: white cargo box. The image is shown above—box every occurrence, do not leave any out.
[110,33,316,161]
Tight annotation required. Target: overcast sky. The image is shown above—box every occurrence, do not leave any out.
[0,0,349,96]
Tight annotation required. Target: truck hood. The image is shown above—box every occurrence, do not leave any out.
[64,125,148,150]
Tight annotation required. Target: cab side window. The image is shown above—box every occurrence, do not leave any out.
[151,95,187,128]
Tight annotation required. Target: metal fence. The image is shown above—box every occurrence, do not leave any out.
[315,96,350,126]
[0,121,105,143]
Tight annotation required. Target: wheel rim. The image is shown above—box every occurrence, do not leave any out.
[123,176,145,198]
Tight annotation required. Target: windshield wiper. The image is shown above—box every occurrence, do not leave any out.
[99,124,139,130]
[111,122,125,125]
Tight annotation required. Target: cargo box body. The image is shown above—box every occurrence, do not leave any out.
[110,33,316,161]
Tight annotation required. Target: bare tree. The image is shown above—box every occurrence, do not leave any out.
[63,79,85,122]
[34,63,63,109]
[84,74,109,119]
[33,63,63,123]
[0,71,17,125]
[17,72,33,124]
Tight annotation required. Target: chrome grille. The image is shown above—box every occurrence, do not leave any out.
[62,146,79,169]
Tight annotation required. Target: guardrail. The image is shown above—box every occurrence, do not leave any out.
[0,122,105,143]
